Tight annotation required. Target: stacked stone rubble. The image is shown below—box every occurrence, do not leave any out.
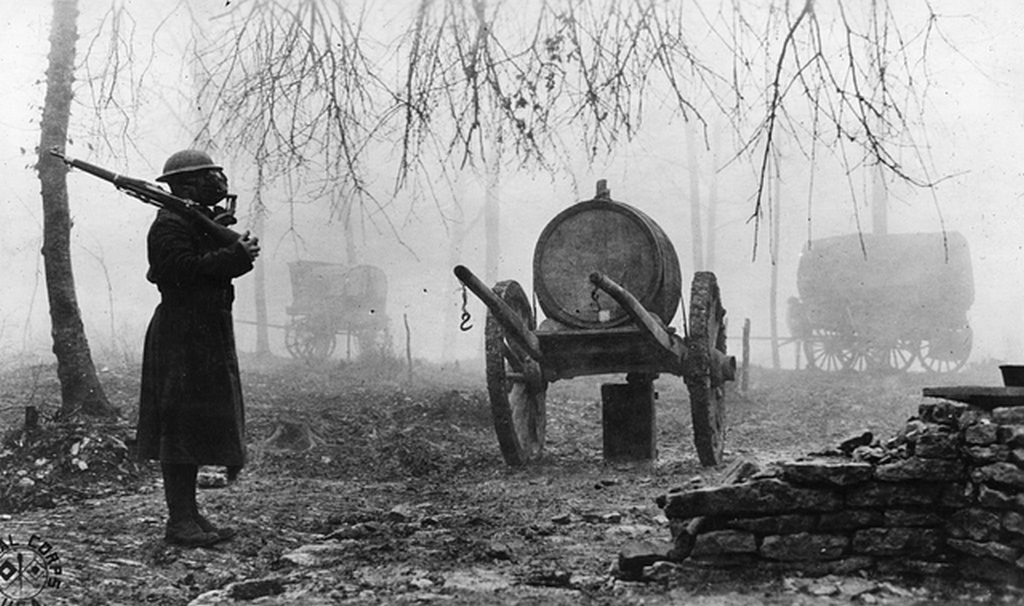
[656,400,1024,584]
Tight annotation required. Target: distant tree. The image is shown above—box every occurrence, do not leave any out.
[187,0,946,254]
[37,0,117,417]
[35,0,950,373]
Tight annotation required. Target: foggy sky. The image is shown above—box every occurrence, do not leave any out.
[2,1,1023,371]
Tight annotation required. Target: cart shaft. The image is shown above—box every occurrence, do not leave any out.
[588,271,686,363]
[454,265,544,362]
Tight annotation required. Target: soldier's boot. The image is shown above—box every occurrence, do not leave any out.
[162,463,219,548]
[192,500,237,542]
[189,465,237,542]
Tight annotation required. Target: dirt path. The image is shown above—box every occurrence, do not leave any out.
[1,359,1018,604]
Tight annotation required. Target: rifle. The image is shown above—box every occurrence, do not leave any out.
[49,148,243,247]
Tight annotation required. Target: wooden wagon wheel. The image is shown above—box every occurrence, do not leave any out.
[803,328,851,371]
[685,272,728,467]
[285,317,337,361]
[920,326,972,373]
[842,335,874,373]
[873,336,920,373]
[485,280,547,466]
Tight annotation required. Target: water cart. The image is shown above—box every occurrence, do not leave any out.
[454,180,736,467]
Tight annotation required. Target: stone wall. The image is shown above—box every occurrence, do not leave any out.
[653,399,1024,585]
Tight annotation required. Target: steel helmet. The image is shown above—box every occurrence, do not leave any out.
[156,149,222,182]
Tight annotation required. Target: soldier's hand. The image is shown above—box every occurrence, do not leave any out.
[239,231,261,261]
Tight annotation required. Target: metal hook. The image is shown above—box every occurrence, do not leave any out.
[459,283,473,331]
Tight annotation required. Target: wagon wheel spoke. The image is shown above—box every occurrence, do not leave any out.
[485,280,547,466]
[842,337,873,373]
[921,326,972,374]
[803,328,846,372]
[874,337,919,373]
[685,271,728,467]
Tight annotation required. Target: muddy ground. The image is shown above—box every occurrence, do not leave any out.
[1,355,1022,605]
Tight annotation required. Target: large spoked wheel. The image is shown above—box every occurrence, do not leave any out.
[874,336,920,373]
[285,317,337,361]
[685,272,728,467]
[803,328,851,371]
[485,280,548,466]
[920,326,972,373]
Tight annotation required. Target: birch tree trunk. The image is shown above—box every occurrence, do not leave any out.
[686,122,704,272]
[769,163,782,370]
[706,121,721,271]
[38,0,116,416]
[252,207,270,356]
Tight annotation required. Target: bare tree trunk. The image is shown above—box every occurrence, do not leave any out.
[342,198,358,266]
[252,207,270,356]
[872,165,888,235]
[686,122,704,271]
[39,0,116,417]
[484,153,501,286]
[769,162,782,370]
[706,121,721,271]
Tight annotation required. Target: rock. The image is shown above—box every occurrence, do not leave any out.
[851,527,942,556]
[260,419,321,452]
[618,540,674,573]
[919,401,968,426]
[692,530,757,556]
[281,543,352,567]
[641,560,682,583]
[386,504,416,523]
[965,421,999,445]
[837,577,877,597]
[485,539,515,561]
[197,469,228,489]
[972,462,1024,489]
[915,427,960,459]
[662,479,842,518]
[838,431,874,455]
[948,539,1021,563]
[806,579,838,596]
[846,482,942,507]
[229,578,285,600]
[875,457,964,482]
[851,445,888,464]
[994,408,1024,425]
[947,508,1002,542]
[759,533,847,561]
[779,459,873,486]
[999,425,1024,448]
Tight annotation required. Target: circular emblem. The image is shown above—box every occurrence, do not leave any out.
[0,535,64,603]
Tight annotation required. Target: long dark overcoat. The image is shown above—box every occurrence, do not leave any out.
[136,209,254,466]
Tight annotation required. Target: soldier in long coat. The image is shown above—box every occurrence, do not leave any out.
[136,150,260,547]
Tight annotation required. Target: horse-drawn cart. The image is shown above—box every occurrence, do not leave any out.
[285,261,389,361]
[788,232,974,373]
[455,181,736,467]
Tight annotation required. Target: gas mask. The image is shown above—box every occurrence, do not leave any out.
[173,169,230,207]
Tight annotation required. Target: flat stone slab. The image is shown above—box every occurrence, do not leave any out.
[922,386,1024,410]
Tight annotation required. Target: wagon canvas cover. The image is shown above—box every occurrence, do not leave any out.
[796,231,974,327]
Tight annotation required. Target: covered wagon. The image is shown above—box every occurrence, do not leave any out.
[285,261,389,361]
[788,231,974,373]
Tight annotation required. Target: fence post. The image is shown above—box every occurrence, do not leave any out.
[25,406,39,432]
[741,318,751,392]
[404,313,413,383]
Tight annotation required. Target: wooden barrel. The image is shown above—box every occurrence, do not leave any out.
[533,198,682,329]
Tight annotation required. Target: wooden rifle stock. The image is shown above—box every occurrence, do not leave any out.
[48,148,242,247]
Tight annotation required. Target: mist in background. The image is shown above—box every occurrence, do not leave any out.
[2,1,1023,371]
